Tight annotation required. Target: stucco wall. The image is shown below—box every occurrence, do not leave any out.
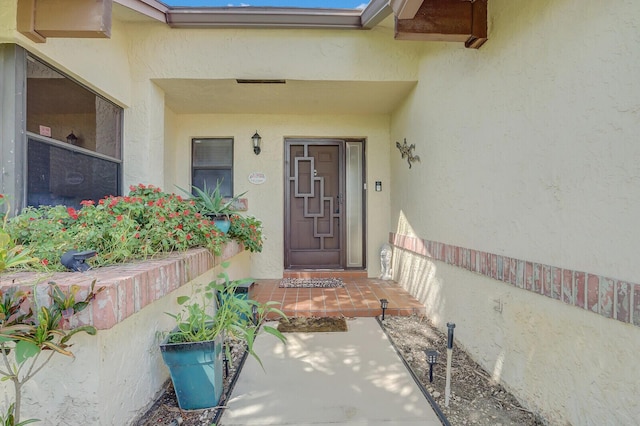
[389,0,640,424]
[166,113,392,279]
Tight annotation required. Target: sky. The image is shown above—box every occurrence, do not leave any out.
[163,0,370,9]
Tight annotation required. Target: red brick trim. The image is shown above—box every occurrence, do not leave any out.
[389,233,638,327]
[0,242,243,330]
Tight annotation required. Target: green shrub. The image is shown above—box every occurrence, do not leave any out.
[4,184,263,271]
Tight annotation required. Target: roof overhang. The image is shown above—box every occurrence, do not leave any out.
[19,0,486,49]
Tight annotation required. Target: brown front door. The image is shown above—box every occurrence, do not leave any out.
[285,139,345,269]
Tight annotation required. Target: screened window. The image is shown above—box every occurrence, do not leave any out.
[27,138,120,209]
[192,138,233,197]
[24,54,122,208]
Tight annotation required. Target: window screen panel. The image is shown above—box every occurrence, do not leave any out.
[193,139,232,167]
[27,138,120,209]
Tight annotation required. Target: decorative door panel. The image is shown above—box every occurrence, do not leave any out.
[285,140,344,269]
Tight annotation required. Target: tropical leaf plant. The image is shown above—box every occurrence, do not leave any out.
[0,281,103,424]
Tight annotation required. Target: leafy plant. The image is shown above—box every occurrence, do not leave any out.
[228,214,264,253]
[185,181,247,219]
[0,281,104,424]
[4,184,263,271]
[0,403,38,426]
[0,196,37,273]
[166,262,286,368]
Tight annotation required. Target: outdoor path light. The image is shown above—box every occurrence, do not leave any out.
[425,349,438,382]
[445,322,456,407]
[380,298,389,320]
[60,249,96,272]
[223,346,229,378]
[252,131,262,155]
[252,304,258,325]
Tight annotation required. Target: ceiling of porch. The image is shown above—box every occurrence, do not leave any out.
[153,78,417,115]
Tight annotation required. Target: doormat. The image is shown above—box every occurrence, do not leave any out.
[279,278,344,288]
[277,317,348,333]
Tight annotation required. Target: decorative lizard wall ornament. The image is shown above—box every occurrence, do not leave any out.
[395,138,421,169]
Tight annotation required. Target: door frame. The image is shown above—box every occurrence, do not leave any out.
[284,137,366,270]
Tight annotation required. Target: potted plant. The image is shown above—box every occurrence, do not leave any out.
[160,262,286,410]
[188,181,246,234]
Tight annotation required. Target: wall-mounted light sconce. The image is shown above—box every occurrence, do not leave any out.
[66,131,78,146]
[252,131,262,155]
[375,181,382,192]
[380,298,389,321]
[425,349,438,382]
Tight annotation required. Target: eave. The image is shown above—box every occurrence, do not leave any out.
[18,0,487,49]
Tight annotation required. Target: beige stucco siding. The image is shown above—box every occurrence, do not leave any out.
[124,23,420,82]
[390,0,640,424]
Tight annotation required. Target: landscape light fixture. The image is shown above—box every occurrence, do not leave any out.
[223,349,229,378]
[60,249,96,272]
[252,131,262,155]
[252,304,259,325]
[425,349,438,382]
[380,298,389,320]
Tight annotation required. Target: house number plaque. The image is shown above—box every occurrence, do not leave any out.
[248,172,267,185]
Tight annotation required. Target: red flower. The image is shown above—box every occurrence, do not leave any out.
[186,234,192,240]
[41,258,49,266]
[80,200,95,206]
[67,207,79,220]
[116,215,123,222]
[135,233,140,238]
[129,185,137,192]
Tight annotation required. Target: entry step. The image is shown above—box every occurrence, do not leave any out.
[283,270,368,279]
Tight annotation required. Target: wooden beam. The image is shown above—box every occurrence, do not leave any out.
[17,0,112,42]
[17,0,46,43]
[390,0,424,20]
[394,0,487,49]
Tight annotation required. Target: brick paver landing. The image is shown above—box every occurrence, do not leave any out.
[251,275,425,319]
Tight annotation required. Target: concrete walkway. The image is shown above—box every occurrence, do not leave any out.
[222,318,442,425]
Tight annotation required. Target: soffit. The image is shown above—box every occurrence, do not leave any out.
[153,79,417,115]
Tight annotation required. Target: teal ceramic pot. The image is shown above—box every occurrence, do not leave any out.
[160,333,223,410]
[213,218,231,234]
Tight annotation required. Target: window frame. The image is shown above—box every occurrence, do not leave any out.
[191,137,234,198]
